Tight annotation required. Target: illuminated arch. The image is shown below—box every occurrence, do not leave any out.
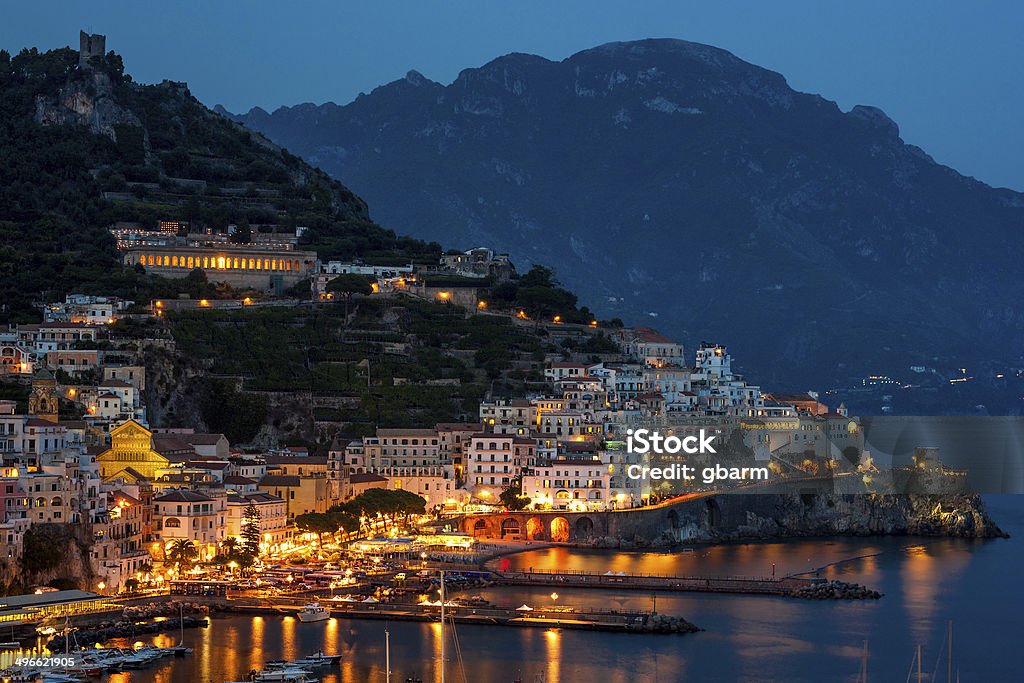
[550,517,570,543]
[500,518,521,539]
[526,517,545,541]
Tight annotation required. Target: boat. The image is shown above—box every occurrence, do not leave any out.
[0,641,20,649]
[297,601,330,623]
[252,668,318,682]
[291,650,342,667]
[170,603,194,656]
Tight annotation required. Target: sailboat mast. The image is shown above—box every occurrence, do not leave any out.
[917,643,922,683]
[440,569,446,683]
[385,626,391,683]
[947,621,952,683]
[861,640,868,683]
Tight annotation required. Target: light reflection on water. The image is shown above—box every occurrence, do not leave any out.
[16,496,1020,682]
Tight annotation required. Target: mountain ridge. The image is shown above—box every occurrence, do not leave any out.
[223,38,1024,399]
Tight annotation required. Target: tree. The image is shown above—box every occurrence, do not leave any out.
[499,475,530,511]
[295,512,338,548]
[230,218,252,244]
[342,488,426,532]
[326,273,374,318]
[166,539,199,571]
[220,537,240,560]
[333,509,361,540]
[240,502,262,560]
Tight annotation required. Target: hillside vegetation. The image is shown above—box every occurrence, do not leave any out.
[0,46,439,323]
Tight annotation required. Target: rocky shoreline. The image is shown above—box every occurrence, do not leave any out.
[588,493,1008,550]
[631,614,701,634]
[47,601,210,651]
[790,580,882,600]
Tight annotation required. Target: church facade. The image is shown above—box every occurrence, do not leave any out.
[96,420,173,481]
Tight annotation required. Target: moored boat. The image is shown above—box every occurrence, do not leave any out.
[296,602,329,623]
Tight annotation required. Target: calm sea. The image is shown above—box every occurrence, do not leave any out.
[9,495,1020,682]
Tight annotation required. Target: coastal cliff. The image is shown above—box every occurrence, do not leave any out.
[594,493,1007,549]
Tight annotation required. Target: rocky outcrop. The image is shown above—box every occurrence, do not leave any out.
[34,70,143,143]
[1,523,96,595]
[790,579,881,600]
[594,493,1007,549]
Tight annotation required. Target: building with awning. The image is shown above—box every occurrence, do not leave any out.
[0,590,119,626]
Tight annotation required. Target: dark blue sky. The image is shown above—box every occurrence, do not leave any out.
[4,1,1022,190]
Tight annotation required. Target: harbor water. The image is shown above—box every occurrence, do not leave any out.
[7,495,1021,682]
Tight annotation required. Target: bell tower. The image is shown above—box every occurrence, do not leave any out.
[29,368,59,423]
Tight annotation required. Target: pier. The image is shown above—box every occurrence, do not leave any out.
[221,598,698,634]
[490,568,880,599]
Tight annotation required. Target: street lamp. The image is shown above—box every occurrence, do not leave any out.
[97,581,106,593]
[228,560,238,576]
[420,552,427,569]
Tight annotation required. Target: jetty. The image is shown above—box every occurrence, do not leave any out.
[490,569,881,599]
[222,598,697,634]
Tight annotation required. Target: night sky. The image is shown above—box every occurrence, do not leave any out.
[4,1,1022,190]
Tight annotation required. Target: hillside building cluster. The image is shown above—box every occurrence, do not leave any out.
[0,213,868,590]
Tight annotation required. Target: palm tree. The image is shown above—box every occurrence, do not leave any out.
[220,537,240,560]
[166,539,199,571]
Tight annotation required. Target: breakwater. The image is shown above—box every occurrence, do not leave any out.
[491,569,881,599]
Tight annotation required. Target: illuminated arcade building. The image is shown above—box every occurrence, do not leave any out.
[124,246,318,295]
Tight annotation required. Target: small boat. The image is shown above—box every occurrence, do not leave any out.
[292,650,342,667]
[0,641,21,649]
[253,668,318,682]
[297,602,330,623]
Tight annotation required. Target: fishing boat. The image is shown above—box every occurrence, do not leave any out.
[297,601,330,623]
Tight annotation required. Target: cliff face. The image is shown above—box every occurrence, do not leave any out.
[600,494,1007,548]
[1,524,96,596]
[34,69,142,141]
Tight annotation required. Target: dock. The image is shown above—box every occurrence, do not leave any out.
[221,598,697,634]
[492,569,828,596]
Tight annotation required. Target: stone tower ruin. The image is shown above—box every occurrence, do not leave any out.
[79,31,106,67]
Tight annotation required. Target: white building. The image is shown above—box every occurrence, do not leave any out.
[153,489,227,562]
[522,455,611,512]
[466,434,535,498]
